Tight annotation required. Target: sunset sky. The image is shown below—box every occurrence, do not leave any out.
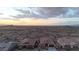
[0,7,79,26]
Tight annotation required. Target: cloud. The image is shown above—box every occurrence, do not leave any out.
[10,7,79,19]
[0,13,3,15]
[0,7,79,20]
[11,7,66,19]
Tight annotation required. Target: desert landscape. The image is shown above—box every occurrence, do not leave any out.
[0,25,79,51]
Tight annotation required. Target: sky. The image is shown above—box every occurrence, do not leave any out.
[0,7,79,26]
